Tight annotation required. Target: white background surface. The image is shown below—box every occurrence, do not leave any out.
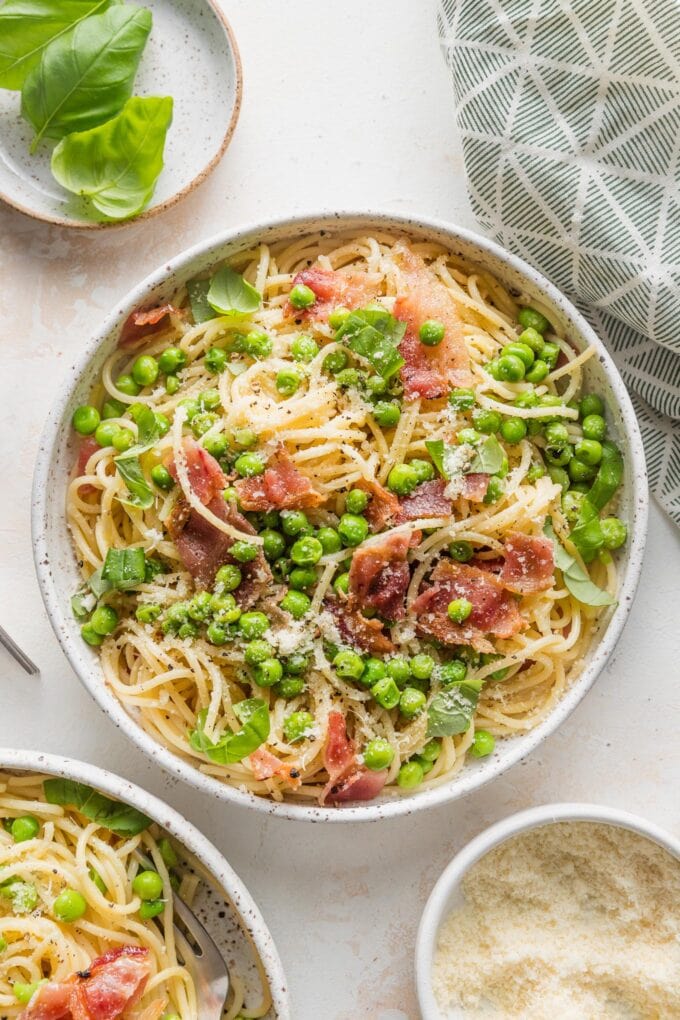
[1,2,679,1017]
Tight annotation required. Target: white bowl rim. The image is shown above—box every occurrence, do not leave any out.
[31,209,648,822]
[0,746,290,1018]
[415,802,680,1019]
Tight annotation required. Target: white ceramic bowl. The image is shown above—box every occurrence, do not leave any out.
[0,747,289,1018]
[416,803,680,1018]
[32,211,648,821]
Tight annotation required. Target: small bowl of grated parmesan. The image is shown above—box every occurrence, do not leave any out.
[416,803,680,1019]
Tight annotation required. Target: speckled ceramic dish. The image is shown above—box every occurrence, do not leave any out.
[31,211,648,821]
[415,803,680,1018]
[0,747,290,1018]
[0,0,242,228]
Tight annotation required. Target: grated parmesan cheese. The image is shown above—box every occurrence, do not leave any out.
[432,822,680,1019]
[442,443,474,500]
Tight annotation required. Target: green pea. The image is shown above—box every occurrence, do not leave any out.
[133,870,163,901]
[525,360,549,383]
[94,420,120,447]
[131,355,159,388]
[447,540,472,563]
[580,394,605,419]
[502,342,535,368]
[333,571,350,595]
[405,460,434,487]
[290,335,318,362]
[177,621,199,640]
[420,739,441,763]
[206,622,228,645]
[281,509,309,537]
[548,466,570,492]
[158,347,187,374]
[202,434,228,460]
[111,427,133,453]
[223,486,239,505]
[101,398,127,419]
[277,675,306,698]
[472,408,502,434]
[239,612,269,639]
[186,591,211,622]
[419,319,445,346]
[233,428,257,448]
[581,413,606,442]
[575,439,603,466]
[338,513,369,547]
[373,401,401,428]
[148,464,172,492]
[276,368,303,397]
[517,326,545,352]
[518,306,550,334]
[317,526,342,554]
[410,654,435,681]
[345,489,369,514]
[539,342,560,369]
[323,349,348,375]
[362,658,386,686]
[526,462,546,482]
[72,405,100,436]
[161,602,190,633]
[14,981,46,1004]
[440,660,468,686]
[81,622,103,646]
[568,457,596,483]
[254,657,283,686]
[261,529,286,561]
[365,375,388,397]
[500,417,527,444]
[139,899,164,919]
[233,453,264,480]
[289,567,316,590]
[244,330,273,358]
[363,738,395,770]
[336,368,361,388]
[289,283,316,309]
[483,477,505,504]
[562,490,586,525]
[115,373,141,396]
[601,516,627,550]
[387,463,419,496]
[397,761,424,789]
[283,711,314,743]
[545,445,572,467]
[543,422,569,448]
[447,598,472,623]
[496,354,525,382]
[53,888,87,922]
[205,347,227,374]
[134,602,160,626]
[470,729,496,757]
[190,411,217,438]
[372,676,400,710]
[214,564,242,592]
[448,387,475,411]
[280,589,311,619]
[244,639,274,665]
[91,605,118,636]
[178,397,200,422]
[165,375,181,395]
[458,427,480,445]
[284,652,310,676]
[386,657,411,686]
[327,306,350,329]
[11,815,39,843]
[230,541,258,563]
[400,687,426,718]
[290,536,323,566]
[333,650,365,680]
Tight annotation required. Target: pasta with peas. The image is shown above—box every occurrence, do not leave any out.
[66,231,627,806]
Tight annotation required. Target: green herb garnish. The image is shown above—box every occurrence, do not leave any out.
[44,778,150,836]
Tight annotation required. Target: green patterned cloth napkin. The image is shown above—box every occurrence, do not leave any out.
[437,0,680,524]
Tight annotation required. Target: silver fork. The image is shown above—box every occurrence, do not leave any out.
[171,894,230,1018]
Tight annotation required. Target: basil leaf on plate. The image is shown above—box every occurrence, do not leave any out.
[0,0,120,90]
[189,700,270,764]
[101,546,146,589]
[114,455,154,509]
[51,95,173,220]
[426,683,481,738]
[44,778,150,835]
[21,5,152,149]
[207,267,261,316]
[425,439,445,476]
[187,278,218,324]
[467,434,504,475]
[124,403,161,455]
[336,307,406,379]
[544,517,615,607]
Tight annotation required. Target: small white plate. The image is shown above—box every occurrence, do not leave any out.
[0,0,242,228]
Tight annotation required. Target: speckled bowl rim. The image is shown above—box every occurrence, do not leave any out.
[0,0,243,230]
[415,802,680,1018]
[0,747,290,1017]
[31,210,648,822]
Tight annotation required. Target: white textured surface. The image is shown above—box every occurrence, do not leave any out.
[0,2,678,1017]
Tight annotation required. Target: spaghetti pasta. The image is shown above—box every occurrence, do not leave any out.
[65,231,625,806]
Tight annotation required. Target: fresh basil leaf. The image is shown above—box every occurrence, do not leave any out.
[71,590,96,619]
[0,0,119,89]
[544,517,615,607]
[187,278,218,324]
[586,441,623,512]
[124,403,160,456]
[467,435,504,475]
[336,308,406,379]
[189,699,270,764]
[87,567,111,598]
[101,547,146,590]
[51,95,173,220]
[425,440,445,476]
[115,456,154,510]
[43,778,150,836]
[207,267,261,316]
[21,5,152,149]
[569,498,603,564]
[427,684,480,738]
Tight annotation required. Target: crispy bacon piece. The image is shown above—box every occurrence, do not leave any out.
[284,266,378,320]
[235,444,324,512]
[74,437,100,496]
[21,945,150,1020]
[167,437,228,505]
[325,598,395,655]
[500,532,554,595]
[393,242,472,399]
[348,533,411,621]
[396,479,452,523]
[320,710,387,805]
[461,472,490,503]
[118,303,180,348]
[411,560,524,652]
[356,478,401,531]
[250,747,302,789]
